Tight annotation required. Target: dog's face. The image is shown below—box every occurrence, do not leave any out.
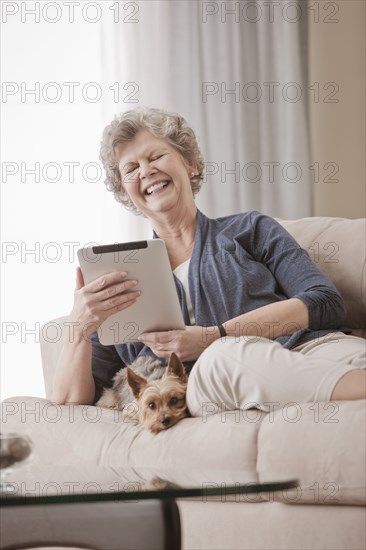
[127,353,188,433]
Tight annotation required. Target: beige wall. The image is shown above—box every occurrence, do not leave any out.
[309,0,365,218]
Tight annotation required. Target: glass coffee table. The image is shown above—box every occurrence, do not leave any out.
[1,463,298,550]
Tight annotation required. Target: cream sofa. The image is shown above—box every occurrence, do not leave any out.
[2,216,366,550]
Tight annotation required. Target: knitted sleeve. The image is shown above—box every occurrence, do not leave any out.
[241,211,347,331]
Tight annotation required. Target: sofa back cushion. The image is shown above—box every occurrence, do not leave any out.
[279,217,366,332]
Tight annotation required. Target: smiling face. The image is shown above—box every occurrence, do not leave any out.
[116,129,196,219]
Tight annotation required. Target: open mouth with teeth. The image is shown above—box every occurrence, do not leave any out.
[145,180,171,195]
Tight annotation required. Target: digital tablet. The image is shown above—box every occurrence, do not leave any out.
[77,239,185,345]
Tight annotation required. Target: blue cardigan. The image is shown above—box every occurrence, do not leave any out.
[91,210,347,402]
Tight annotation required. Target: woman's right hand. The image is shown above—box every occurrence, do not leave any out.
[69,267,141,333]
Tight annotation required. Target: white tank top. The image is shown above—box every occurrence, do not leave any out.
[173,259,195,325]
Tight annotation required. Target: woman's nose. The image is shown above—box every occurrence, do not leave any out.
[139,161,157,180]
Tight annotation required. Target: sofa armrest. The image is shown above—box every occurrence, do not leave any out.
[40,316,68,399]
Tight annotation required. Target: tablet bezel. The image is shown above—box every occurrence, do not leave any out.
[77,239,186,345]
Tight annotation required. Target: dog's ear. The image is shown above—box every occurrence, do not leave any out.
[127,367,148,398]
[166,352,187,383]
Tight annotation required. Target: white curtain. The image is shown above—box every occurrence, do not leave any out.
[1,13,123,400]
[100,0,312,220]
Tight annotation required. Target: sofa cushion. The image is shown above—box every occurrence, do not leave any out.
[1,396,264,475]
[257,400,366,505]
[2,398,365,506]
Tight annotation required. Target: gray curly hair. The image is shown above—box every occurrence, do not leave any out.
[99,107,205,214]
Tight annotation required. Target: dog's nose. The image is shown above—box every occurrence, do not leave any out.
[161,416,170,427]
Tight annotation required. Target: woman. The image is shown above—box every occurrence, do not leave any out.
[51,108,365,413]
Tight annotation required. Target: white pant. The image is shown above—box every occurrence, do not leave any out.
[186,332,366,416]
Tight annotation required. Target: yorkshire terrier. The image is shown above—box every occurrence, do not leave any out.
[96,353,189,433]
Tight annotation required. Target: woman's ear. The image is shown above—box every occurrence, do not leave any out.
[188,164,198,178]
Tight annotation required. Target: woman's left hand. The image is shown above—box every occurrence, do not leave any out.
[138,326,219,362]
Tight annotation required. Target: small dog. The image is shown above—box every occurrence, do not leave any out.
[96,353,189,433]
